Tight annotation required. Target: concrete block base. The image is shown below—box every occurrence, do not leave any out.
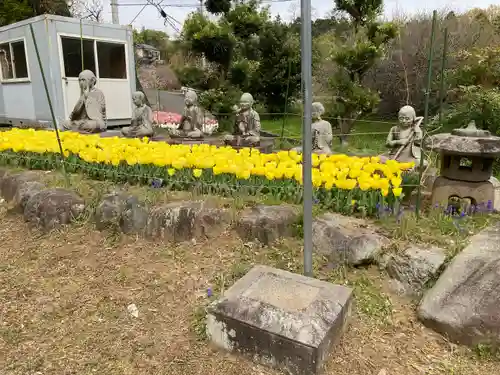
[206,265,353,375]
[431,176,500,210]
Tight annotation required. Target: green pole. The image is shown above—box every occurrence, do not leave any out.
[438,27,448,125]
[29,23,69,185]
[415,10,438,217]
[80,19,84,70]
[279,58,292,148]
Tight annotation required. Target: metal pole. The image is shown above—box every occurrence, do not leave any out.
[301,0,313,277]
[415,10,438,217]
[29,23,69,185]
[438,27,448,125]
[279,58,292,148]
[80,19,84,71]
[111,0,120,24]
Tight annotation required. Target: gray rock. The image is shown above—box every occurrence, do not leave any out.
[385,246,446,293]
[95,192,149,234]
[145,200,230,242]
[313,213,389,266]
[235,205,300,245]
[418,223,500,346]
[12,181,46,212]
[24,188,85,231]
[0,171,41,201]
[121,197,149,235]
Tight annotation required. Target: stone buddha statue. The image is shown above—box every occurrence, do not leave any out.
[224,93,261,146]
[382,105,426,167]
[121,91,154,138]
[292,102,333,154]
[62,70,106,133]
[168,90,204,139]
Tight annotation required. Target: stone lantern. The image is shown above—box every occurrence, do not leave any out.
[427,121,500,210]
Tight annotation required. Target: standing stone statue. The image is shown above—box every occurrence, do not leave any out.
[292,102,333,154]
[168,90,204,139]
[383,105,426,166]
[121,91,154,138]
[224,93,261,146]
[62,70,106,133]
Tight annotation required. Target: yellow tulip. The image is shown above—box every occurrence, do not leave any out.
[193,169,202,178]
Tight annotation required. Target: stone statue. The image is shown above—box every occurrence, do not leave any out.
[61,70,106,133]
[121,91,154,138]
[292,102,333,154]
[224,93,261,146]
[168,90,204,138]
[383,105,426,166]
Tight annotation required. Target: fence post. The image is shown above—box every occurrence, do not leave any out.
[415,10,438,217]
[29,23,69,186]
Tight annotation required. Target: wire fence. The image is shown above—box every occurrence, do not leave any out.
[0,148,423,220]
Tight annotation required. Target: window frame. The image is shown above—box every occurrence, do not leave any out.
[0,37,30,83]
[57,33,129,82]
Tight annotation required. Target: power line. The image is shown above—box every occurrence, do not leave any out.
[119,0,294,6]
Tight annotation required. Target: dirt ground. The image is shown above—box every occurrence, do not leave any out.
[0,208,499,375]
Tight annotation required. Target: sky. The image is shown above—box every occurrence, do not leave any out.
[100,0,500,35]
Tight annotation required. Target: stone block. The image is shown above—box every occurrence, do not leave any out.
[206,265,353,375]
[431,175,500,210]
[235,205,300,245]
[312,213,389,266]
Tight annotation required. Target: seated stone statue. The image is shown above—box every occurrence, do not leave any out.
[167,90,204,139]
[382,105,427,167]
[292,102,333,154]
[224,93,261,146]
[121,91,154,138]
[61,70,106,133]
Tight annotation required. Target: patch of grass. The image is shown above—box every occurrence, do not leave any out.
[261,116,394,155]
[474,343,500,361]
[377,207,497,257]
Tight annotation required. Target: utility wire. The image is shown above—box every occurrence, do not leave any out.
[119,0,294,6]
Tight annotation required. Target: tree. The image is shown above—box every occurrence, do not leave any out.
[178,0,305,126]
[328,0,398,145]
[69,0,103,22]
[437,47,500,135]
[0,0,71,27]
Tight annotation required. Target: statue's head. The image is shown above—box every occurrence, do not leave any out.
[240,93,254,110]
[78,70,96,91]
[132,91,145,107]
[185,90,197,106]
[312,102,325,121]
[398,105,416,128]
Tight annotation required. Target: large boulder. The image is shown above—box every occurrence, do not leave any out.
[24,188,85,231]
[0,171,41,201]
[95,192,149,234]
[418,223,500,346]
[235,205,301,245]
[385,246,446,295]
[145,200,231,242]
[12,181,46,212]
[313,213,389,266]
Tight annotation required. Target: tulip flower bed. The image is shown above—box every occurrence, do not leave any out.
[0,129,417,216]
[153,111,219,135]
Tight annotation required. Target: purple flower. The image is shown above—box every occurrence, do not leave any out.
[487,200,493,211]
[396,207,404,223]
[207,287,212,297]
[151,178,163,188]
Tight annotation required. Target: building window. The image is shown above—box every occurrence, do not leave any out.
[0,39,29,81]
[61,37,96,78]
[97,41,127,79]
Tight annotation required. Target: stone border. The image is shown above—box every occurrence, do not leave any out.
[0,169,303,244]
